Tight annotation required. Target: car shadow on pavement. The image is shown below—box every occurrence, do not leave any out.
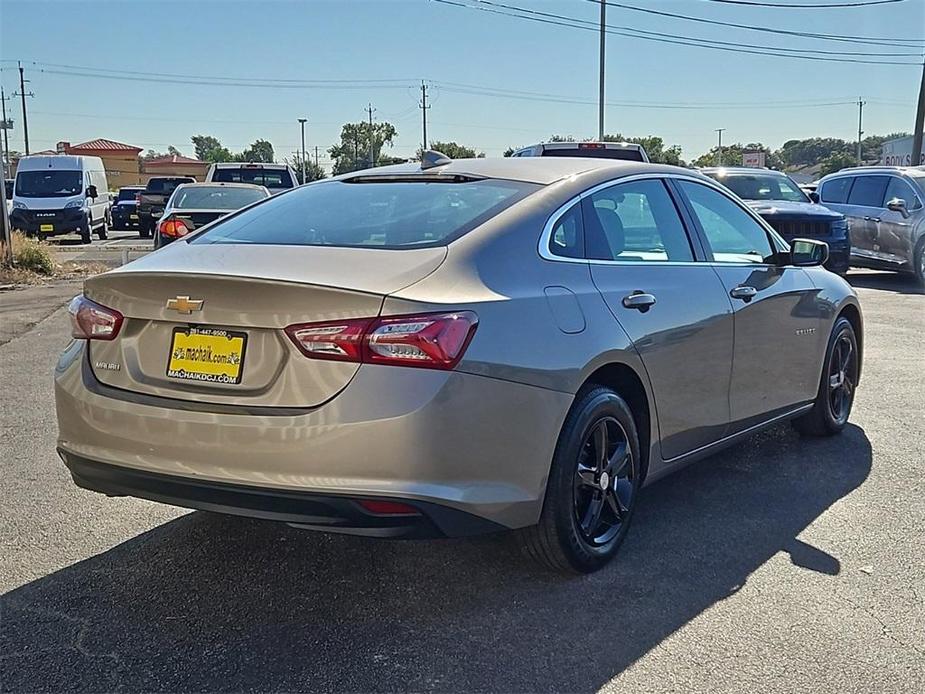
[847,270,924,295]
[1,423,871,693]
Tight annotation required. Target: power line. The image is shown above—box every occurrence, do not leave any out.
[433,0,921,64]
[454,0,921,57]
[699,0,905,7]
[586,1,925,46]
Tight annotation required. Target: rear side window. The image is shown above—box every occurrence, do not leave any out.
[212,168,294,189]
[548,203,584,259]
[582,179,694,262]
[820,177,853,204]
[193,178,538,249]
[847,176,889,207]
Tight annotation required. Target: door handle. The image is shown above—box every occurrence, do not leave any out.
[622,291,657,312]
[730,285,758,302]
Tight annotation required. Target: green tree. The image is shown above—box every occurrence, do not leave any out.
[818,151,857,177]
[418,141,484,159]
[191,135,234,163]
[502,146,517,157]
[285,153,327,184]
[238,138,274,163]
[328,121,398,174]
[604,134,684,165]
[142,145,181,160]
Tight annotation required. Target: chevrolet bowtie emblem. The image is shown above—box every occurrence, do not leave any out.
[166,296,204,314]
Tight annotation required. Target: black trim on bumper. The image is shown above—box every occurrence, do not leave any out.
[59,450,506,539]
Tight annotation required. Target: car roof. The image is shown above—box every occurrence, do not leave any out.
[820,165,923,179]
[700,167,785,176]
[210,162,290,169]
[340,157,685,185]
[176,182,268,189]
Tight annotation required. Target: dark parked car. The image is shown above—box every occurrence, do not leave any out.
[110,186,145,233]
[136,177,195,237]
[701,167,849,275]
[154,182,270,248]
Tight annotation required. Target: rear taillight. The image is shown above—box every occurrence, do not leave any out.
[285,311,478,370]
[68,295,123,340]
[158,218,191,238]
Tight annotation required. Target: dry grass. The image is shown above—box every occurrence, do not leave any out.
[0,233,108,287]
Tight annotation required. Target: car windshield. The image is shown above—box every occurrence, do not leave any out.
[192,178,538,248]
[15,171,83,198]
[172,186,268,210]
[711,173,808,203]
[211,168,295,189]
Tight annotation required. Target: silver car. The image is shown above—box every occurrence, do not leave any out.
[55,157,863,573]
[817,166,925,284]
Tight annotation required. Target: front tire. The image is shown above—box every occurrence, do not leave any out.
[793,317,858,436]
[80,215,92,245]
[518,386,641,574]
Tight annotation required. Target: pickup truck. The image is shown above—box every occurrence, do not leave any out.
[136,176,195,238]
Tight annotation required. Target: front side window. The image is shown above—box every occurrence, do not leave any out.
[193,178,538,249]
[15,170,83,198]
[846,175,889,207]
[820,177,853,204]
[581,179,694,262]
[678,181,775,264]
[548,203,583,259]
[884,177,921,211]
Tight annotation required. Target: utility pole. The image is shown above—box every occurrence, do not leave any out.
[419,81,431,153]
[856,97,866,166]
[0,87,11,179]
[13,62,33,156]
[366,103,376,167]
[598,0,606,140]
[911,61,925,168]
[297,118,307,184]
[715,128,725,166]
[0,162,11,266]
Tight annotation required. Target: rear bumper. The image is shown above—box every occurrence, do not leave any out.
[59,451,503,538]
[55,340,571,532]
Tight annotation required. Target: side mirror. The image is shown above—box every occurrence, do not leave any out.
[886,197,910,218]
[809,191,820,204]
[791,238,829,267]
[86,185,98,199]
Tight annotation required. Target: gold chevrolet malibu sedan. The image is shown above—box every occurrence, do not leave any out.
[55,155,862,573]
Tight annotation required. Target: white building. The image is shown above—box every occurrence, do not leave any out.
[880,134,925,167]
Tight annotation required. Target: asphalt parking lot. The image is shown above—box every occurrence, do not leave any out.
[0,270,922,693]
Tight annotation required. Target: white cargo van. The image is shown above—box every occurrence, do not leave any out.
[11,155,110,243]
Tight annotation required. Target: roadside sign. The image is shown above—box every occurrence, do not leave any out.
[742,151,766,168]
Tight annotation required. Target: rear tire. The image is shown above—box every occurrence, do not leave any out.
[793,317,858,437]
[913,238,925,287]
[517,386,641,574]
[96,217,108,240]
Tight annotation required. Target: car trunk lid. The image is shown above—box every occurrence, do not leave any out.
[83,242,447,408]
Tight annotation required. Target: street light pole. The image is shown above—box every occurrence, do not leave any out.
[297,118,307,184]
[856,97,866,166]
[598,0,606,141]
[715,128,726,166]
[910,61,925,167]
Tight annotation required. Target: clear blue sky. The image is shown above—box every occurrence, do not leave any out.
[1,0,922,168]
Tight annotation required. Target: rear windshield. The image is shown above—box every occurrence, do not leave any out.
[192,178,538,249]
[147,178,193,193]
[15,170,82,198]
[117,188,141,202]
[211,167,295,189]
[172,186,268,210]
[542,147,644,161]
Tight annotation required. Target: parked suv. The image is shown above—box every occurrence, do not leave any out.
[816,166,925,284]
[110,186,145,233]
[702,167,849,274]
